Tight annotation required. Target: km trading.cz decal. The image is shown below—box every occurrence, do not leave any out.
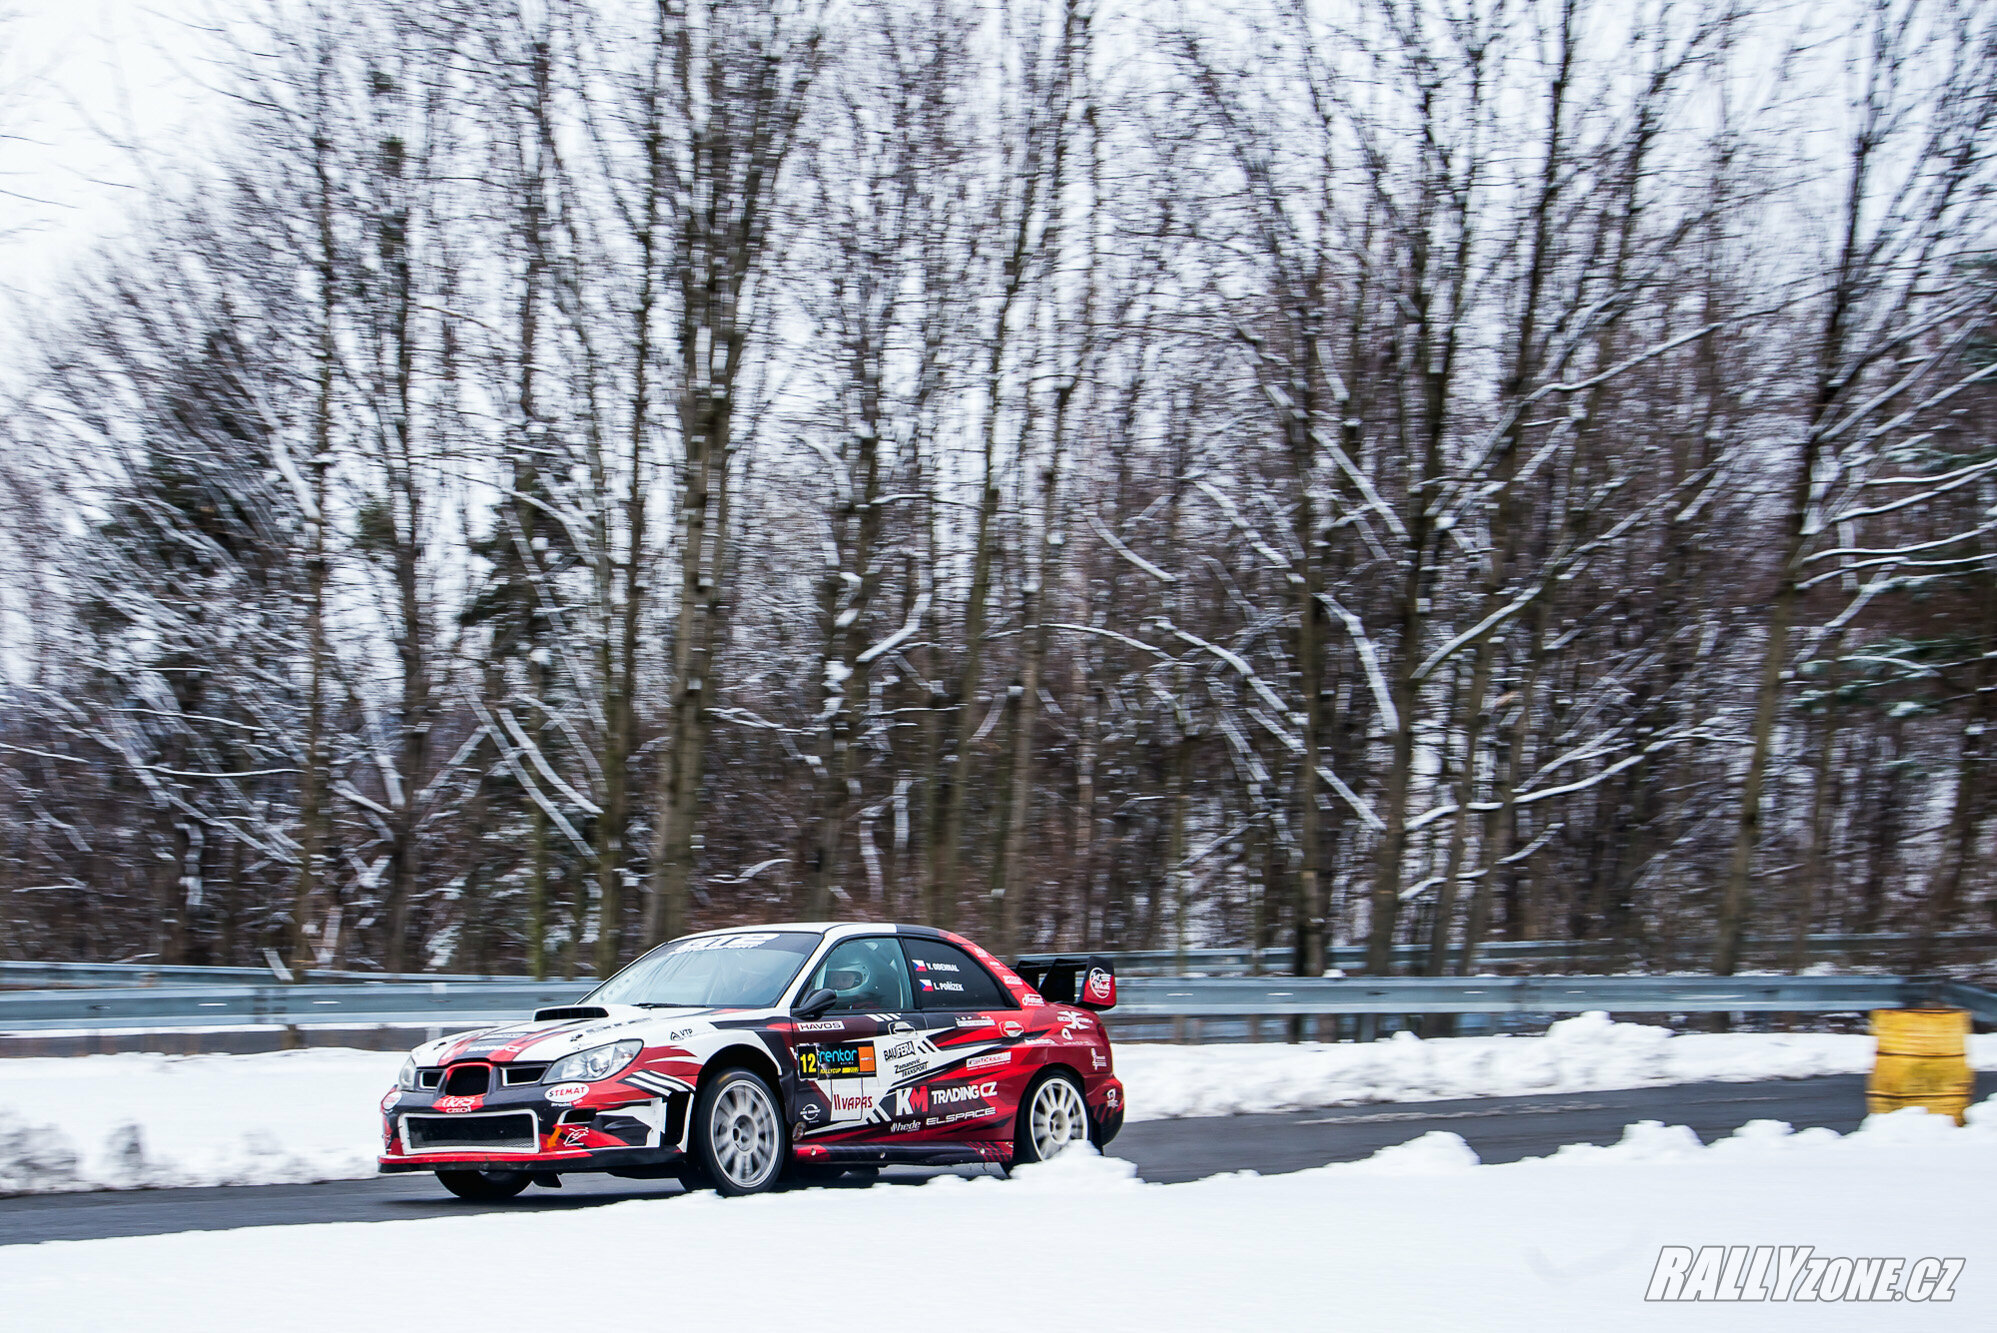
[798,1042,876,1078]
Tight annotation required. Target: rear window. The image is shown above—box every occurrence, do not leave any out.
[901,937,1010,1010]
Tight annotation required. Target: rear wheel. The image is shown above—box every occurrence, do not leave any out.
[1012,1070,1089,1165]
[689,1067,786,1196]
[435,1168,530,1201]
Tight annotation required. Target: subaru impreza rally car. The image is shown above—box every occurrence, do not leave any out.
[378,923,1123,1198]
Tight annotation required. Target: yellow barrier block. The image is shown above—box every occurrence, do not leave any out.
[1868,1009,1973,1125]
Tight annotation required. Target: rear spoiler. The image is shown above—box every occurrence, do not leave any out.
[1013,955,1116,1011]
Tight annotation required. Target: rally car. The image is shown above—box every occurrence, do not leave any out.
[378,923,1123,1198]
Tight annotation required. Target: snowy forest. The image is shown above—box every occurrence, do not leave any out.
[0,0,1993,982]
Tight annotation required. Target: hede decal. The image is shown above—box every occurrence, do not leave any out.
[545,1082,590,1105]
[435,1095,483,1114]
[930,1080,998,1107]
[966,1052,1011,1071]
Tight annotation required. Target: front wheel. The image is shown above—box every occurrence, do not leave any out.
[435,1168,530,1201]
[1013,1070,1090,1165]
[689,1067,787,1196]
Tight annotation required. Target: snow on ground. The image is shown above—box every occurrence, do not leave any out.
[5,1106,1994,1331]
[2,1014,1992,1194]
[0,1048,394,1193]
[1120,1010,1997,1120]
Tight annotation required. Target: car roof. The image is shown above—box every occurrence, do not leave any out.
[678,921,949,941]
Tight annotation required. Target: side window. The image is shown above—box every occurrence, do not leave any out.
[901,938,1010,1010]
[806,937,912,1013]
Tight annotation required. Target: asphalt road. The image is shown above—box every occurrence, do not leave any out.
[0,1074,1890,1245]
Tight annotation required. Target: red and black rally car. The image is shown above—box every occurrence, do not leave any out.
[378,923,1123,1198]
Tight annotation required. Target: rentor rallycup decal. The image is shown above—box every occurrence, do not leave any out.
[376,921,1123,1198]
[799,1042,876,1078]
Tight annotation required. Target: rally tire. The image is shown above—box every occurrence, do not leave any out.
[1013,1069,1090,1165]
[690,1066,787,1196]
[435,1168,531,1201]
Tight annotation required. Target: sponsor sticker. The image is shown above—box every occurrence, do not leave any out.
[893,1059,926,1078]
[1092,1050,1108,1070]
[956,1015,995,1029]
[890,1085,930,1117]
[929,1080,997,1107]
[883,1041,919,1060]
[380,1090,401,1112]
[800,1103,824,1124]
[545,1082,590,1105]
[831,1089,874,1113]
[1105,1086,1119,1108]
[799,1043,876,1078]
[1002,1021,1024,1038]
[435,1095,482,1114]
[918,978,965,993]
[1084,967,1115,1004]
[1021,993,1045,1007]
[794,1020,847,1033]
[966,1052,1011,1071]
[559,1125,589,1147]
[677,932,779,952]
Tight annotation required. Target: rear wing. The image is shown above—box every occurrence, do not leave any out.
[1013,955,1116,1010]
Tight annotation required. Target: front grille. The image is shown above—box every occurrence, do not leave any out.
[403,1111,538,1153]
[502,1064,549,1086]
[443,1063,491,1097]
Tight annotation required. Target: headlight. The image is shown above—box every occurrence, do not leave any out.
[544,1040,642,1084]
[396,1056,420,1090]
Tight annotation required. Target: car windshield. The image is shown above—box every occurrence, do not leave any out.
[586,930,820,1009]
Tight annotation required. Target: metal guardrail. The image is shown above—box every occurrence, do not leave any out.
[1,972,1989,1034]
[0,981,592,1032]
[0,961,518,989]
[6,930,1988,990]
[1022,931,1997,976]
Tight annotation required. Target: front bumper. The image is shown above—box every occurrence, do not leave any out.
[377,1077,690,1175]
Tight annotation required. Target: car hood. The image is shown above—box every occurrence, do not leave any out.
[411,1004,735,1065]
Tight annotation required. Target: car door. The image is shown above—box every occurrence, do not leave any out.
[898,935,1027,1140]
[785,935,916,1134]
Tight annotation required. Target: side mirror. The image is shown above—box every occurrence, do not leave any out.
[793,987,838,1020]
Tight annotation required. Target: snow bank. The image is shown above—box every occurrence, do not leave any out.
[1119,1011,1997,1120]
[3,1016,1991,1193]
[0,1049,395,1193]
[6,1104,1995,1331]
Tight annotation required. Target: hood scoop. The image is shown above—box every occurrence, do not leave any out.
[533,1005,610,1023]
